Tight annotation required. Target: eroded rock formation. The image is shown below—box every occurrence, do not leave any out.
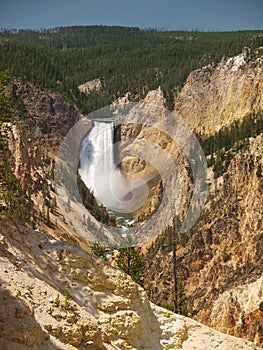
[0,216,261,350]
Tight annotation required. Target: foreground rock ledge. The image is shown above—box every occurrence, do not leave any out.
[0,216,261,350]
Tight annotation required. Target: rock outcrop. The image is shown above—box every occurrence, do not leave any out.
[0,216,262,350]
[12,81,81,153]
[174,50,263,135]
[78,79,102,95]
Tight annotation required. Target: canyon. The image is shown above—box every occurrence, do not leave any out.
[0,48,262,349]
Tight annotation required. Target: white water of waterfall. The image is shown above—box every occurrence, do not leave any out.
[78,121,131,217]
[78,121,149,230]
[79,121,114,194]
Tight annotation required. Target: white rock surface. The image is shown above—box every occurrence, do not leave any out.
[78,78,102,94]
[0,216,262,350]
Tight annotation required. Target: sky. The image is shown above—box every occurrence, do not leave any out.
[0,0,263,31]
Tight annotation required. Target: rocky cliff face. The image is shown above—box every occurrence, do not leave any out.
[78,78,102,95]
[12,81,81,153]
[6,81,82,192]
[0,216,261,350]
[174,50,263,135]
[111,50,262,246]
[108,49,263,344]
[116,50,263,143]
[115,87,192,229]
[142,51,263,345]
[144,132,263,341]
[2,81,97,247]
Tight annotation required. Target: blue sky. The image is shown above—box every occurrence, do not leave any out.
[0,0,262,31]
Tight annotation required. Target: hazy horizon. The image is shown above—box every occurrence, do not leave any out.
[0,0,262,32]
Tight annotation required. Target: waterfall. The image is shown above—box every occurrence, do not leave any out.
[78,121,148,219]
[79,121,128,213]
[79,121,114,193]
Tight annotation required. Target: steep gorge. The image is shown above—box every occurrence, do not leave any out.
[0,48,262,349]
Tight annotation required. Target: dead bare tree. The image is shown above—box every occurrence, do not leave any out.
[173,216,179,313]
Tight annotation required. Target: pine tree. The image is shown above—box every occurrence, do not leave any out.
[116,247,145,286]
[90,241,108,261]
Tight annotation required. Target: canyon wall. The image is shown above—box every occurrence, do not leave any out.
[142,51,263,344]
[174,50,263,135]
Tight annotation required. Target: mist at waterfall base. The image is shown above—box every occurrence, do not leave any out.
[78,121,148,225]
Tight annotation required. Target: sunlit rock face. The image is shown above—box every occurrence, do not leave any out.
[0,216,262,350]
[143,50,263,346]
[174,51,263,135]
